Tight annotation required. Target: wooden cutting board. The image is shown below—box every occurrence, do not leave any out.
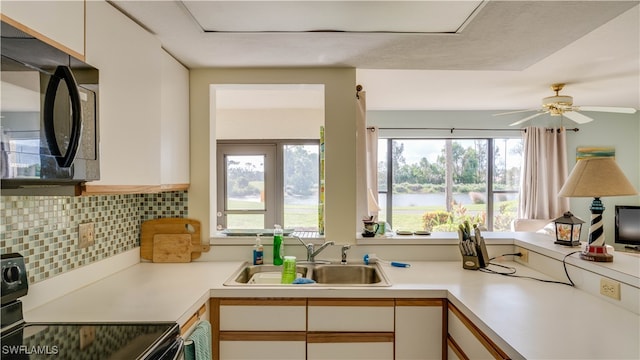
[153,234,192,263]
[141,218,209,262]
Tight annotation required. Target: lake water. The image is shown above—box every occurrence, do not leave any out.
[233,192,517,208]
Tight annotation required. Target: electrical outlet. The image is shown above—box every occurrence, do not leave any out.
[600,278,621,300]
[516,247,529,263]
[78,222,95,249]
[79,325,95,349]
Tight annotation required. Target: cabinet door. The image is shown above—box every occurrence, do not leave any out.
[448,303,509,360]
[212,298,307,360]
[160,50,189,186]
[1,1,85,58]
[307,333,394,360]
[85,1,163,188]
[218,298,306,331]
[308,299,394,331]
[395,299,445,360]
[220,336,306,360]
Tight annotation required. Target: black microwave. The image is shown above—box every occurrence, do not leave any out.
[1,21,99,195]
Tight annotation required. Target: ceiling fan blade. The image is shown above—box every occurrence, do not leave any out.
[509,112,545,126]
[563,111,593,124]
[577,106,637,114]
[493,109,539,116]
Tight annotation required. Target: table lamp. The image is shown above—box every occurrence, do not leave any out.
[558,157,638,262]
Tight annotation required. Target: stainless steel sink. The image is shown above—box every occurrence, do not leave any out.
[223,262,391,287]
[311,264,389,286]
[224,264,313,285]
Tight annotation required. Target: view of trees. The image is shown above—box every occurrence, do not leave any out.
[387,140,521,191]
[226,157,263,197]
[284,145,318,196]
[226,146,319,199]
[379,138,523,231]
[224,139,522,232]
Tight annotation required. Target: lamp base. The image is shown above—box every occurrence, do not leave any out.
[580,244,613,262]
[555,240,581,247]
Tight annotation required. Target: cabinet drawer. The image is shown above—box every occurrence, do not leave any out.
[308,299,394,332]
[220,340,306,360]
[307,341,394,360]
[219,298,306,331]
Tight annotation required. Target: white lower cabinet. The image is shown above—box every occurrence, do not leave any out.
[307,298,395,360]
[447,302,510,360]
[395,299,445,360]
[213,298,307,360]
[211,297,447,360]
[307,339,394,360]
[307,299,395,332]
[220,339,306,360]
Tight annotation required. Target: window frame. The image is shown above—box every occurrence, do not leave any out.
[216,139,320,231]
[378,137,520,232]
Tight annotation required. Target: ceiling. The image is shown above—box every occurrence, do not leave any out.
[111,1,640,111]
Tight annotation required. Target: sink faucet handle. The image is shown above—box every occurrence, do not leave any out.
[341,244,351,264]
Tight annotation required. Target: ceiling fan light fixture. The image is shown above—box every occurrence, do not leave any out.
[543,95,573,107]
[500,83,634,126]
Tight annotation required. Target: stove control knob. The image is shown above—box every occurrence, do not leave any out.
[2,265,22,284]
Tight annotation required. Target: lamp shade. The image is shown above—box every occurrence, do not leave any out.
[558,157,638,198]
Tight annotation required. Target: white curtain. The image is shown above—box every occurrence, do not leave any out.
[356,89,380,223]
[518,126,570,219]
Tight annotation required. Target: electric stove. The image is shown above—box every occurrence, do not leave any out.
[1,253,183,359]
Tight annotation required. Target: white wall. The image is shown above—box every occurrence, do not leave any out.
[217,108,323,139]
[189,68,356,240]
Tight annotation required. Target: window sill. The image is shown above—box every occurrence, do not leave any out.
[210,231,325,245]
[356,232,516,245]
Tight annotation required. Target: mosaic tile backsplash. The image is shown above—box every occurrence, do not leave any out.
[0,191,188,284]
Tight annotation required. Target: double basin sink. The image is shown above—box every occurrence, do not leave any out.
[224,262,391,287]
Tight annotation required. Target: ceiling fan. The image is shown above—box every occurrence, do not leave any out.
[496,83,637,126]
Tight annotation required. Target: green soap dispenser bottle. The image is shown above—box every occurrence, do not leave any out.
[273,225,284,265]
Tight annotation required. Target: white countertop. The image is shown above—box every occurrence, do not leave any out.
[24,259,640,360]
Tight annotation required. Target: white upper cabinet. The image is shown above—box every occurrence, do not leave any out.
[161,51,190,186]
[84,1,189,192]
[1,0,85,59]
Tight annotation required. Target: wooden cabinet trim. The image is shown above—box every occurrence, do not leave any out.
[210,298,221,360]
[396,298,444,307]
[447,335,469,360]
[448,302,509,360]
[219,298,307,306]
[81,184,189,195]
[220,331,306,342]
[308,298,394,307]
[307,332,394,343]
[442,299,449,359]
[0,14,85,62]
[180,303,207,336]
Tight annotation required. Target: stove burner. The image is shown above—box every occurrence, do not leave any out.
[0,254,183,359]
[2,322,181,360]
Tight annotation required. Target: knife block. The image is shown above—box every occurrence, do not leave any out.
[461,254,481,270]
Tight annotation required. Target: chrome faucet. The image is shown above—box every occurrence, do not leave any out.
[341,244,351,265]
[292,236,334,263]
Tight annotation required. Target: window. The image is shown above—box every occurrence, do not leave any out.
[217,141,320,231]
[377,138,522,232]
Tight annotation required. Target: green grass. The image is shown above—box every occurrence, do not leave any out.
[225,200,514,232]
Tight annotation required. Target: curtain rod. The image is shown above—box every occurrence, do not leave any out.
[367,127,579,133]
